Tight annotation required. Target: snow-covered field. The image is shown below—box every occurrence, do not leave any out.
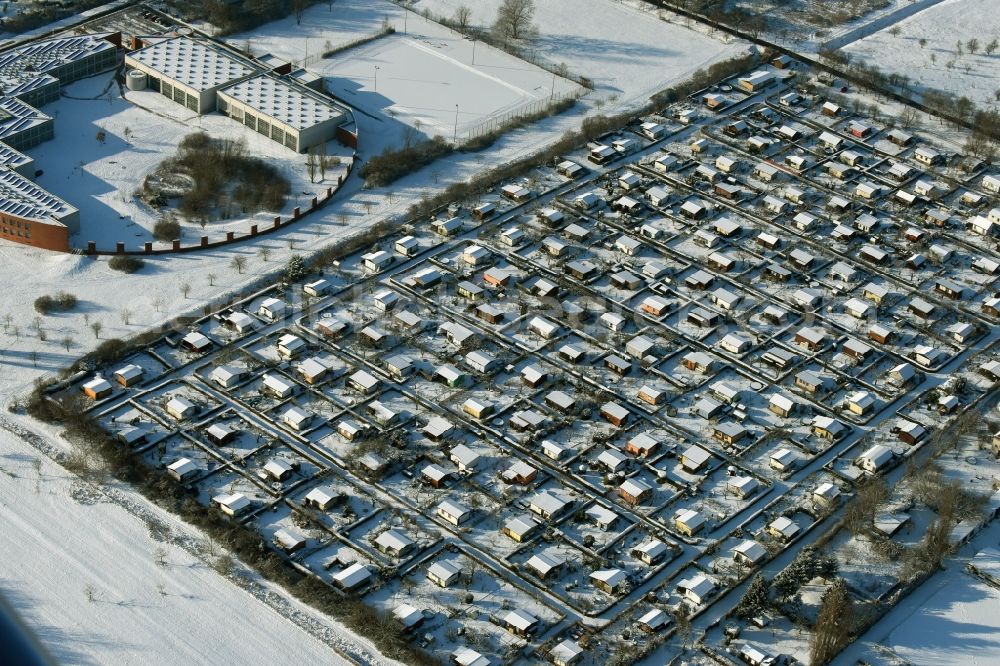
[322,33,579,138]
[0,423,405,666]
[838,522,1000,666]
[230,0,581,140]
[886,572,1000,666]
[412,0,740,108]
[844,0,1000,109]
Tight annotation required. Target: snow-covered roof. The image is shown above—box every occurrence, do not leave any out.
[504,513,539,536]
[277,333,305,350]
[813,415,845,435]
[423,416,455,439]
[734,539,767,563]
[375,528,413,553]
[298,357,330,379]
[166,395,195,414]
[585,504,618,528]
[618,479,653,497]
[591,568,627,588]
[531,490,570,516]
[304,486,337,507]
[83,376,112,393]
[0,34,115,98]
[768,516,799,538]
[332,562,372,588]
[682,445,712,467]
[393,603,423,628]
[550,639,583,663]
[428,560,461,582]
[675,508,705,529]
[167,458,197,477]
[526,552,563,576]
[0,164,77,227]
[274,528,305,550]
[598,448,629,471]
[219,73,346,131]
[452,647,491,666]
[127,37,258,92]
[213,492,250,513]
[437,498,471,520]
[639,608,669,629]
[449,443,479,468]
[211,365,242,384]
[814,482,840,501]
[262,372,295,394]
[503,608,539,631]
[678,574,715,601]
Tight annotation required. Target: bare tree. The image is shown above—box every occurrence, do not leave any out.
[317,142,328,181]
[492,0,537,41]
[292,0,309,25]
[151,294,164,313]
[967,38,980,54]
[986,38,999,56]
[844,475,888,537]
[306,148,318,183]
[180,282,191,299]
[454,5,472,30]
[90,321,103,339]
[258,247,271,262]
[120,307,132,326]
[62,335,73,352]
[231,256,247,274]
[809,579,855,665]
[207,273,217,287]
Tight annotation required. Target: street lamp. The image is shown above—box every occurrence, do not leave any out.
[472,39,477,65]
[453,104,459,143]
[373,65,380,92]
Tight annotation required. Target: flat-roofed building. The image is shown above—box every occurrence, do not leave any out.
[0,167,78,251]
[0,96,53,151]
[0,33,118,108]
[217,73,348,152]
[126,37,257,114]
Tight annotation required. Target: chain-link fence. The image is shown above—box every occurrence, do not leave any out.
[461,89,586,142]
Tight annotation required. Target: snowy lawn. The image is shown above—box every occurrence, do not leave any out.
[414,0,742,107]
[230,0,582,143]
[884,567,1000,666]
[0,426,400,666]
[844,0,1000,109]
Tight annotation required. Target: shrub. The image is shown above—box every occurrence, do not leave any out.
[284,255,308,283]
[360,136,452,188]
[91,339,129,366]
[108,255,144,273]
[153,217,181,242]
[34,291,77,315]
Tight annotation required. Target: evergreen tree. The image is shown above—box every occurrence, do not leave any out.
[734,573,769,619]
[284,255,307,283]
